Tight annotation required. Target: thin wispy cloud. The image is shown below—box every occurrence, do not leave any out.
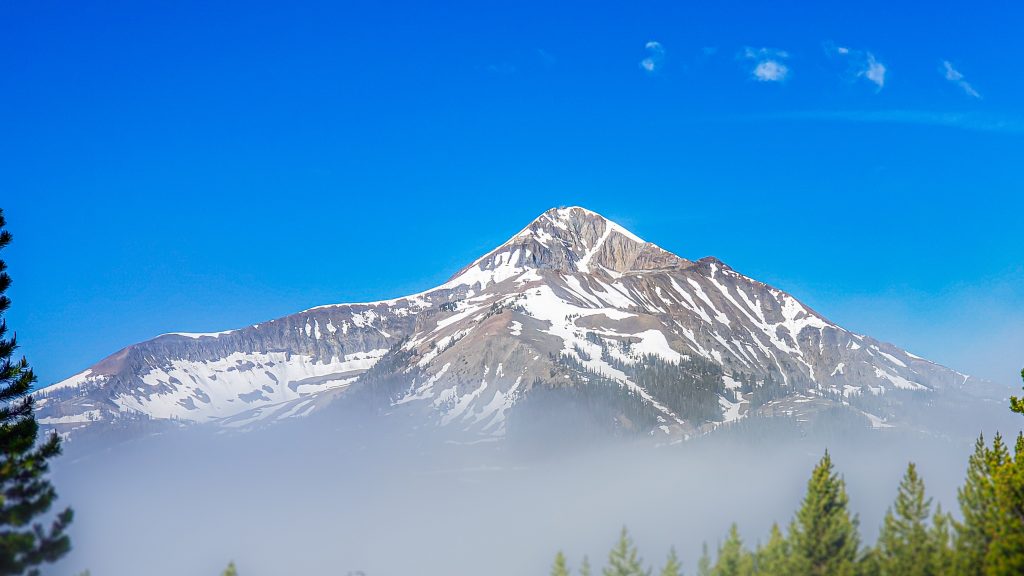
[640,41,665,73]
[741,47,789,82]
[482,62,516,76]
[942,61,981,99]
[827,44,887,90]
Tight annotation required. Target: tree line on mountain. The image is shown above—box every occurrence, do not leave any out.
[514,332,878,441]
[549,368,1024,576]
[618,354,724,424]
[507,354,662,439]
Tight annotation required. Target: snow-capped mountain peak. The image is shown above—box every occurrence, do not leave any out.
[445,207,688,290]
[35,206,973,440]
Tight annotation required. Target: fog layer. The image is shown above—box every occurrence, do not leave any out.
[45,401,1023,576]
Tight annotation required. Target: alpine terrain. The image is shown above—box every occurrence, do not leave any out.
[35,207,978,441]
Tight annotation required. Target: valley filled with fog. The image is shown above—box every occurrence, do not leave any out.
[50,400,1020,576]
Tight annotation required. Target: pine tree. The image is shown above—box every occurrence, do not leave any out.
[753,523,789,576]
[222,562,238,576]
[1009,368,1024,414]
[955,434,1006,576]
[713,524,752,576]
[659,547,681,576]
[987,432,1024,575]
[552,551,571,576]
[857,550,881,576]
[604,527,649,576]
[696,543,711,576]
[982,370,1024,574]
[0,209,73,575]
[581,555,592,576]
[928,505,954,576]
[876,463,933,576]
[787,451,860,576]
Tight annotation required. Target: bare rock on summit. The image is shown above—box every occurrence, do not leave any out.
[35,206,980,441]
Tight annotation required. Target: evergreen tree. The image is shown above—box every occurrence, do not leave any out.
[0,209,73,575]
[712,524,752,576]
[987,432,1024,575]
[580,555,592,576]
[955,434,1006,576]
[876,462,934,576]
[696,543,711,576]
[659,547,681,576]
[753,523,789,576]
[604,527,649,576]
[1009,368,1024,415]
[982,370,1024,575]
[928,505,954,576]
[857,548,881,576]
[552,551,571,576]
[221,562,238,576]
[788,451,860,576]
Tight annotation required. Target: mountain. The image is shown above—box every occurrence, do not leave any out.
[35,207,976,441]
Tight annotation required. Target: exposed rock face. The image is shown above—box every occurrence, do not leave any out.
[35,207,975,439]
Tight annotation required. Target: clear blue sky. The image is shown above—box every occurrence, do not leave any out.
[2,0,1022,387]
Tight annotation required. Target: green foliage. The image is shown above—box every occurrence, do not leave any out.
[712,524,752,576]
[0,209,73,575]
[696,543,711,576]
[955,434,1005,575]
[552,551,570,576]
[986,432,1024,575]
[787,451,860,576]
[580,555,592,576]
[617,354,725,423]
[753,523,789,575]
[509,373,659,440]
[1008,368,1024,415]
[929,505,954,575]
[748,374,787,410]
[603,527,649,576]
[222,561,238,576]
[659,547,681,576]
[876,463,934,576]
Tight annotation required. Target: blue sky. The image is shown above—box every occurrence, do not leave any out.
[1,0,1022,387]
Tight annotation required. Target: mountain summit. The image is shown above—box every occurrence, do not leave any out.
[449,207,687,281]
[36,207,972,439]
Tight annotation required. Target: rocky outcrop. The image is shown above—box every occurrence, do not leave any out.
[36,207,977,439]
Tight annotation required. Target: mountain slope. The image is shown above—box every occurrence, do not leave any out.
[35,207,974,439]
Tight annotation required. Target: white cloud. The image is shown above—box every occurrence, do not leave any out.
[640,41,665,73]
[943,61,981,99]
[741,47,790,82]
[753,60,789,82]
[828,44,886,90]
[862,53,886,89]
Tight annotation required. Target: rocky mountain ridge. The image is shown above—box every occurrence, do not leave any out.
[35,207,975,440]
